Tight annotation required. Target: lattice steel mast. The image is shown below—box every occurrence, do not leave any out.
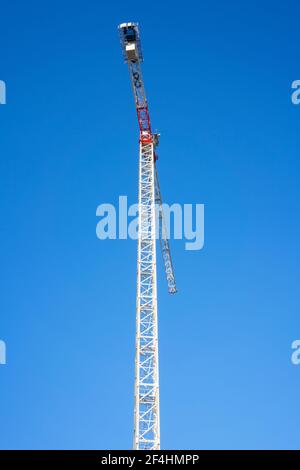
[119,22,177,450]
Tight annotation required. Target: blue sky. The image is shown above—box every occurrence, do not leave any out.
[0,0,300,449]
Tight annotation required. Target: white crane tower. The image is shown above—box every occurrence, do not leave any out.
[119,22,177,450]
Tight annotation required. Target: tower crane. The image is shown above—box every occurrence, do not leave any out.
[119,22,177,450]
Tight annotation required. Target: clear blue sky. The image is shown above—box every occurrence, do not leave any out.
[0,0,300,450]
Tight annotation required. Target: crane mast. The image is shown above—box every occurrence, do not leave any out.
[119,22,176,450]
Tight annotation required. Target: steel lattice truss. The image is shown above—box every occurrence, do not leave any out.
[155,167,177,295]
[134,141,160,449]
[119,22,176,450]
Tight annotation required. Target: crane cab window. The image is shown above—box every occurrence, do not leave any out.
[125,28,136,42]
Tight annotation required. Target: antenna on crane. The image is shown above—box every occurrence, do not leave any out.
[118,22,177,450]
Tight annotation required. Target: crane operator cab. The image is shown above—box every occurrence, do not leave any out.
[119,22,143,63]
[124,26,136,42]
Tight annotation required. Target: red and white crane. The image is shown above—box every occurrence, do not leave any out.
[119,22,177,450]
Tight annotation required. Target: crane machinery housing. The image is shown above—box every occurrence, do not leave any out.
[118,22,177,450]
